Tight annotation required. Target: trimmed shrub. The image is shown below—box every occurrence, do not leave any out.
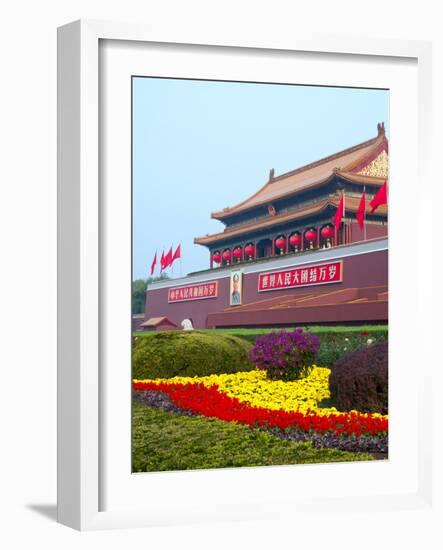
[132,330,253,379]
[329,340,388,414]
[249,328,320,381]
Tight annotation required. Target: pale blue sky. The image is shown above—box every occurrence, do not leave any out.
[133,78,389,280]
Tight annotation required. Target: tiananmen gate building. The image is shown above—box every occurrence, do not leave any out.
[144,123,388,329]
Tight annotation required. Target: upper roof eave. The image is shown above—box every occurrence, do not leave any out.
[211,127,387,220]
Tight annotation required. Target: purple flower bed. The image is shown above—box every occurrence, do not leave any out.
[132,390,196,417]
[266,426,388,454]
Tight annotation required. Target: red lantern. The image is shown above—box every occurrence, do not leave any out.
[321,226,334,239]
[212,251,221,264]
[305,229,316,242]
[289,233,301,247]
[222,249,231,261]
[233,247,242,259]
[244,243,254,258]
[275,236,286,249]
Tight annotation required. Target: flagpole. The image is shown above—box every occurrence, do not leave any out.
[160,246,164,276]
[150,249,157,278]
[363,185,367,241]
[342,191,346,245]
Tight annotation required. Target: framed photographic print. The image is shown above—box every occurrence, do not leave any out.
[57,20,435,531]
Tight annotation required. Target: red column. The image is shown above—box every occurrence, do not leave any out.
[210,254,213,269]
[271,239,275,257]
[317,227,320,248]
[286,235,289,254]
[254,242,257,259]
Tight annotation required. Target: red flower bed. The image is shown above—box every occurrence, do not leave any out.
[133,380,388,437]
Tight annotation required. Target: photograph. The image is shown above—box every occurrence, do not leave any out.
[131,77,389,473]
[230,269,243,306]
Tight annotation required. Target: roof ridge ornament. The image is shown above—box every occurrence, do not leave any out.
[377,122,385,136]
[269,168,275,182]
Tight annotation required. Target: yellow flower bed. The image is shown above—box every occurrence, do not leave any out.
[135,366,348,416]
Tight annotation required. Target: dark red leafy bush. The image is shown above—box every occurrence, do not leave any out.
[329,340,388,414]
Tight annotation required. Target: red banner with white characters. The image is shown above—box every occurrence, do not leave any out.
[258,260,343,292]
[168,281,218,303]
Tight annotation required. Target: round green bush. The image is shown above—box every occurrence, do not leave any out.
[132,330,253,379]
[329,340,388,414]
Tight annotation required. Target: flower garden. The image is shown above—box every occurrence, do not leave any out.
[132,326,388,472]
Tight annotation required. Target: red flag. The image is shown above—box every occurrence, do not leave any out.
[333,192,345,231]
[356,191,366,231]
[370,181,388,213]
[160,250,165,272]
[172,243,181,264]
[163,246,173,270]
[150,251,157,276]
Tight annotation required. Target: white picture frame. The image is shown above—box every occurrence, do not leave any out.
[57,19,435,531]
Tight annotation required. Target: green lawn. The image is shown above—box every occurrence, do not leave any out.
[209,325,387,335]
[132,401,373,472]
[134,325,388,338]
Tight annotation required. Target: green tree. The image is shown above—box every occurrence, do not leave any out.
[132,274,169,314]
